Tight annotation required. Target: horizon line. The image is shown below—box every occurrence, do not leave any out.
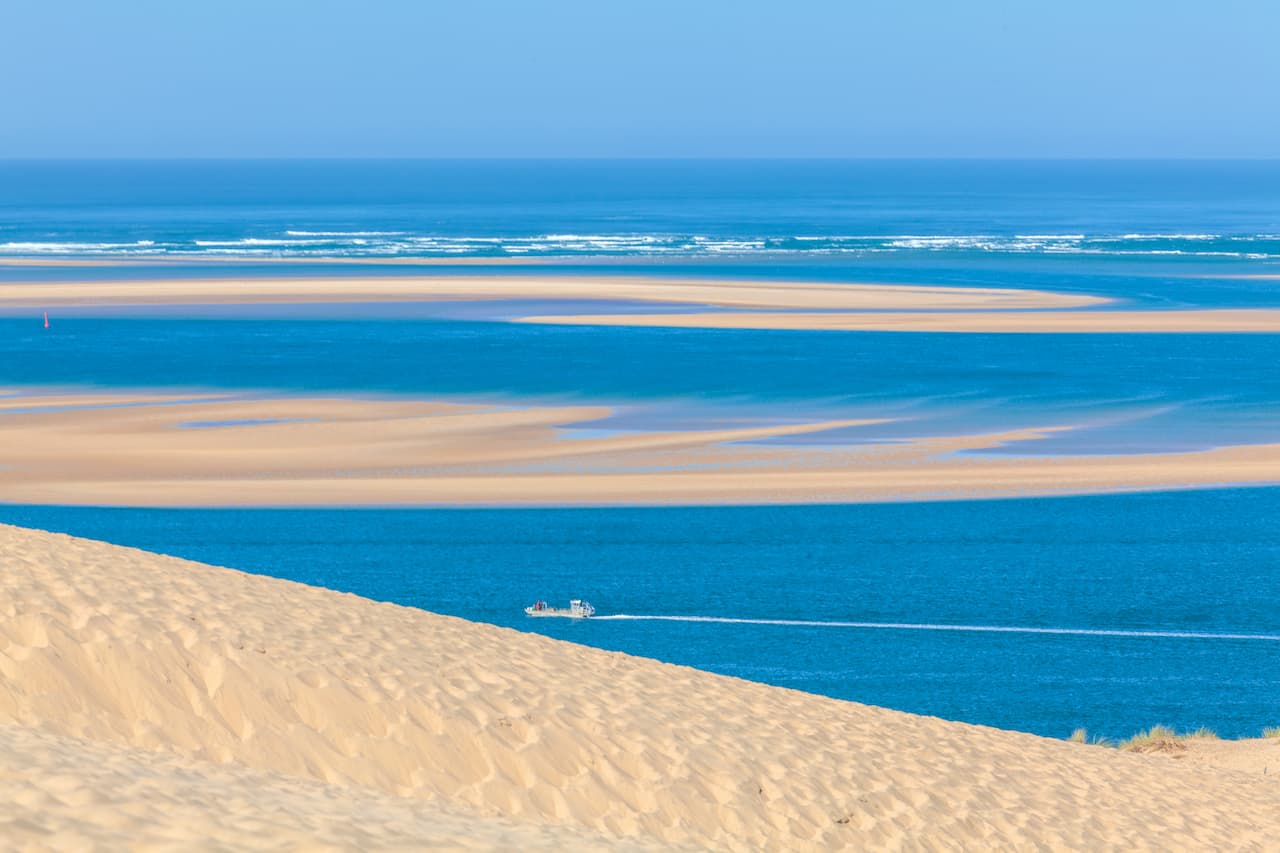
[3,155,1280,164]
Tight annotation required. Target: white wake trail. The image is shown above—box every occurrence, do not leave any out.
[591,614,1280,642]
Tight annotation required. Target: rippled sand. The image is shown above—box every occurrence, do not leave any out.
[0,725,643,851]
[2,523,1278,849]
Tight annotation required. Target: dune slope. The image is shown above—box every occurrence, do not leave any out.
[2,523,1279,850]
[0,723,645,851]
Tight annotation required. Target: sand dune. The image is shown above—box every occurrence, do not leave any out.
[2,523,1279,849]
[0,724,644,851]
[3,389,1280,506]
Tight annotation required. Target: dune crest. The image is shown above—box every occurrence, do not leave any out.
[2,523,1279,849]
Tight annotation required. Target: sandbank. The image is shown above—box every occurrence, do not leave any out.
[3,523,1279,849]
[3,389,1280,506]
[521,308,1280,333]
[8,271,1280,331]
[0,274,1102,311]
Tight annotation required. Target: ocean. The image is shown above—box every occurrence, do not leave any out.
[2,159,1278,739]
[4,159,1280,273]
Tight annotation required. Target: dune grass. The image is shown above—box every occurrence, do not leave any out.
[1071,723,1280,750]
[1119,725,1181,752]
[1065,728,1112,747]
[1117,725,1220,752]
[1185,727,1220,741]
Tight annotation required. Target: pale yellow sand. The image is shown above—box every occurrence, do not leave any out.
[521,308,1280,333]
[10,271,1280,331]
[0,724,644,851]
[1175,737,1280,777]
[2,389,1280,506]
[0,274,1102,311]
[3,523,1279,850]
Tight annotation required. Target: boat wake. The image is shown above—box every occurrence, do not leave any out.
[591,615,1280,642]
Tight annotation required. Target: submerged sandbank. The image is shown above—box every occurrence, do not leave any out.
[2,523,1278,849]
[2,389,1279,506]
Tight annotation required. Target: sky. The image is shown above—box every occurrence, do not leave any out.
[1,0,1277,158]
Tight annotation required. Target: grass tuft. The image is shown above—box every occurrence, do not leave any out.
[1263,726,1280,739]
[1066,727,1113,747]
[1119,725,1183,753]
[1118,725,1221,752]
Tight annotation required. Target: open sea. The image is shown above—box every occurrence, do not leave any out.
[2,159,1279,739]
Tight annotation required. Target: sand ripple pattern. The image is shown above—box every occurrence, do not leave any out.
[3,523,1279,850]
[0,724,643,851]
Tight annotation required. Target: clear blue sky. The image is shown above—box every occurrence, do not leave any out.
[2,0,1276,158]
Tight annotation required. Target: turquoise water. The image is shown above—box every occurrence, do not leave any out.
[3,490,1279,740]
[3,160,1279,736]
[6,316,1280,453]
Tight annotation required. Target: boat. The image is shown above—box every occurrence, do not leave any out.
[525,599,596,619]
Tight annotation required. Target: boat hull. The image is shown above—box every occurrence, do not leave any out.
[524,599,595,618]
[524,607,589,619]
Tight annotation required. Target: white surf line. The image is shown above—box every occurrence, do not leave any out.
[592,614,1280,642]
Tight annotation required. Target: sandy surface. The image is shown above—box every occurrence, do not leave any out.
[2,389,1280,507]
[1175,737,1280,777]
[0,724,644,851]
[521,308,1280,333]
[0,274,1103,311]
[8,271,1280,331]
[2,523,1279,850]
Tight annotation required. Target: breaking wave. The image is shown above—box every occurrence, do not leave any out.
[2,232,1278,259]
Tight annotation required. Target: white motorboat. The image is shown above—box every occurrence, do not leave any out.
[525,599,596,619]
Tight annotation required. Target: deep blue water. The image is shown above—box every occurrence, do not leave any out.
[3,160,1280,271]
[4,489,1279,740]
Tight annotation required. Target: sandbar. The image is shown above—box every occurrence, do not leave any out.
[3,523,1278,849]
[0,273,1103,311]
[521,308,1280,333]
[3,389,1279,506]
[8,271,1280,331]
